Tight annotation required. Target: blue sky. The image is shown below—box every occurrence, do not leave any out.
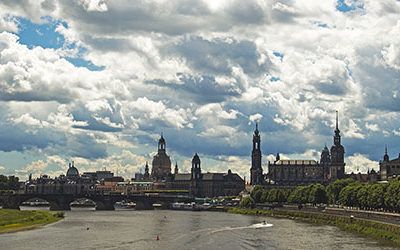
[0,0,399,180]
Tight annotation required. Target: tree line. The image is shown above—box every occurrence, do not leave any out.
[241,178,400,212]
[0,175,20,190]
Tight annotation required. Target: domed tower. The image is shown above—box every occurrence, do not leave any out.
[320,145,331,180]
[190,153,202,197]
[250,122,263,185]
[151,134,172,180]
[66,161,79,179]
[330,111,345,180]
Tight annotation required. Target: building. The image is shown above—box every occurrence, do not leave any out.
[253,111,347,186]
[168,154,245,197]
[82,170,114,181]
[250,123,263,185]
[379,146,400,181]
[151,134,172,180]
[145,136,245,197]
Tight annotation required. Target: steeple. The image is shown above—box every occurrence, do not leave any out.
[174,162,179,175]
[383,145,389,162]
[333,111,341,146]
[250,121,263,185]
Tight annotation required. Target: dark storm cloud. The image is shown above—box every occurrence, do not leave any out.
[147,74,241,104]
[170,36,270,76]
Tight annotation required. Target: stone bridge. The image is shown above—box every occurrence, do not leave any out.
[0,193,194,210]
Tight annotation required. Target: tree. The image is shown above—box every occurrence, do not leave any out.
[327,178,355,205]
[250,185,264,203]
[385,179,400,212]
[309,184,327,205]
[240,196,253,208]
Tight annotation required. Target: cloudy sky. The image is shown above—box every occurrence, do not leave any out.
[0,0,399,180]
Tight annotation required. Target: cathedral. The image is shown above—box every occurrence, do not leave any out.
[147,134,245,197]
[250,111,346,186]
[151,134,172,180]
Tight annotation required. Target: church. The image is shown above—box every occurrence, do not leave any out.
[148,134,245,197]
[250,111,346,186]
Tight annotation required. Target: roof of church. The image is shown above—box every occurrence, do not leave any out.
[274,159,318,165]
[174,173,191,181]
[202,173,224,180]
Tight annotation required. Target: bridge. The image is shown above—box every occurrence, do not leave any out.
[0,193,194,210]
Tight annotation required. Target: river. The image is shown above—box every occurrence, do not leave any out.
[0,210,394,250]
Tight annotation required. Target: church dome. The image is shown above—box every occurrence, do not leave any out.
[67,162,79,177]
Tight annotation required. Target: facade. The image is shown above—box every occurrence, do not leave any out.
[253,111,347,186]
[379,146,400,181]
[165,154,245,197]
[151,135,172,180]
[250,123,263,185]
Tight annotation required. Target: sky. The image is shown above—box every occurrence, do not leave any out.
[0,0,399,181]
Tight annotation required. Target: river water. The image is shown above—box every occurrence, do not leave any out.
[0,210,394,250]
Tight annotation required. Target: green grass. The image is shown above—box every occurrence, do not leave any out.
[229,208,400,248]
[0,209,64,234]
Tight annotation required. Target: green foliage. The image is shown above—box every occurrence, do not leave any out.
[327,178,355,204]
[250,185,263,203]
[287,184,327,205]
[0,209,63,234]
[0,175,20,190]
[240,196,253,208]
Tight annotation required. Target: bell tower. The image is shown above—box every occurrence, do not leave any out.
[330,111,345,180]
[250,122,263,185]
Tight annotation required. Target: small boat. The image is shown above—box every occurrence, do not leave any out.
[70,199,96,211]
[114,201,136,210]
[20,199,50,211]
[171,202,202,211]
[153,203,163,210]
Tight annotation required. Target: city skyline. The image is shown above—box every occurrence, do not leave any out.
[0,1,399,181]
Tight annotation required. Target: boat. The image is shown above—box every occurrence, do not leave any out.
[153,203,163,210]
[114,201,136,210]
[70,198,96,211]
[20,199,50,211]
[171,202,202,211]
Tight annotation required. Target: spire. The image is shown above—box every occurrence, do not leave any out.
[383,145,389,162]
[336,110,338,130]
[254,122,259,136]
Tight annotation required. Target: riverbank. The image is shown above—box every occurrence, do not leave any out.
[229,207,400,248]
[0,209,64,234]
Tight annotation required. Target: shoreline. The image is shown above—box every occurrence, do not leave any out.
[0,209,64,234]
[228,207,400,248]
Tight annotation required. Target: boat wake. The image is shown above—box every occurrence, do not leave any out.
[210,222,273,234]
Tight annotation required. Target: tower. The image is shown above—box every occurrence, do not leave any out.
[320,145,331,180]
[330,111,345,180]
[151,134,172,180]
[250,122,263,185]
[380,145,389,180]
[190,153,202,197]
[174,162,179,175]
[144,162,150,180]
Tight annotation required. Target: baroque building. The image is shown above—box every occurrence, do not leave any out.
[252,111,347,186]
[151,134,172,180]
[379,146,400,180]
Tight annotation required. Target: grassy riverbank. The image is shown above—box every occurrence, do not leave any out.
[0,209,64,234]
[229,207,400,247]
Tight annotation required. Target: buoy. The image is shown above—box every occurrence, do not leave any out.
[87,227,89,230]
[156,235,160,241]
